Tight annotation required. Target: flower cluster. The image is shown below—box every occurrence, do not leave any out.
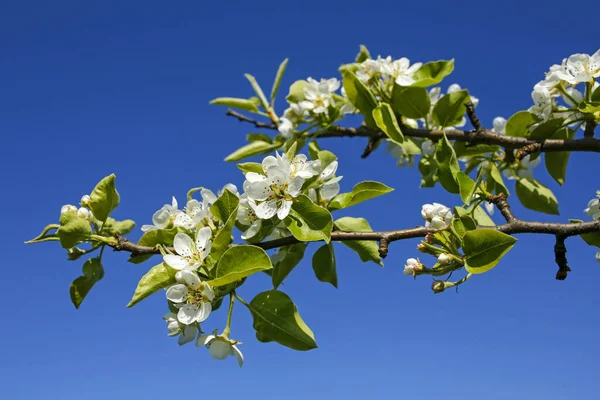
[421,202,453,229]
[584,191,600,263]
[528,49,599,126]
[61,195,94,221]
[356,55,422,88]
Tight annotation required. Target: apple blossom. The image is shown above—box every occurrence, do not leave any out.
[163,312,198,345]
[197,332,244,367]
[166,270,214,325]
[141,196,179,233]
[163,227,213,271]
[492,117,507,134]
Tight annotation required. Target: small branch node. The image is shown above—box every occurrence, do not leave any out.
[378,236,390,259]
[554,235,571,281]
[516,143,542,160]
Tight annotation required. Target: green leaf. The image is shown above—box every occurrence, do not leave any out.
[434,134,461,194]
[270,58,289,104]
[592,86,600,102]
[453,142,500,158]
[70,257,104,309]
[333,217,382,266]
[312,243,337,288]
[355,45,371,63]
[545,128,574,186]
[237,162,264,175]
[372,103,404,143]
[285,141,298,160]
[209,97,259,113]
[505,111,537,137]
[247,133,273,143]
[328,181,394,211]
[286,80,307,103]
[25,223,59,244]
[271,243,308,289]
[224,141,282,162]
[471,204,495,227]
[208,245,272,287]
[285,195,333,243]
[418,156,437,187]
[127,262,177,307]
[463,229,517,274]
[342,71,378,128]
[58,212,92,249]
[488,163,509,196]
[244,74,269,110]
[248,290,317,351]
[208,190,240,262]
[390,85,430,119]
[452,207,477,238]
[412,59,455,87]
[308,141,321,160]
[88,174,120,222]
[432,89,470,128]
[515,177,559,215]
[138,227,182,247]
[457,171,476,203]
[530,118,565,139]
[100,217,135,236]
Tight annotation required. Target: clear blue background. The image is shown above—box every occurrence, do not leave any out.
[2,1,599,399]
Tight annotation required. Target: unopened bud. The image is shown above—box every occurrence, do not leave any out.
[404,258,423,276]
[437,253,450,265]
[417,243,427,253]
[555,266,571,281]
[430,216,447,230]
[431,280,456,294]
[61,204,77,215]
[80,195,91,207]
[77,207,91,220]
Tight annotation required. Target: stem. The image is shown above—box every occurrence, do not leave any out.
[223,293,235,338]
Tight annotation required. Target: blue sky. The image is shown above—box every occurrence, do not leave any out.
[2,1,599,399]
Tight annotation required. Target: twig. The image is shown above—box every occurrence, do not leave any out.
[226,109,278,130]
[554,235,571,280]
[584,120,597,138]
[487,194,516,223]
[465,101,483,133]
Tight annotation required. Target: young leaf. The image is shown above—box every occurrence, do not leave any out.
[271,243,308,289]
[208,245,272,287]
[100,218,136,236]
[208,190,240,262]
[58,212,92,249]
[342,70,378,128]
[248,290,317,351]
[285,195,333,243]
[432,89,470,128]
[412,59,455,87]
[312,243,338,288]
[390,85,430,119]
[25,224,59,244]
[237,162,264,175]
[88,174,120,222]
[372,103,404,143]
[505,111,537,137]
[224,141,282,162]
[544,128,574,186]
[488,163,509,196]
[244,74,269,110]
[328,181,394,211]
[355,45,371,63]
[333,217,382,266]
[210,97,259,113]
[457,171,476,203]
[270,58,289,105]
[247,133,273,143]
[569,219,600,248]
[463,229,517,274]
[287,80,307,103]
[515,177,559,215]
[127,263,177,307]
[530,118,565,139]
[435,134,461,194]
[70,257,104,309]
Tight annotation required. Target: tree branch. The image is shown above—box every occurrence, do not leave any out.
[226,109,278,130]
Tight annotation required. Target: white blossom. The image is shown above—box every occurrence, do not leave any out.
[237,195,262,240]
[77,207,91,220]
[283,103,309,124]
[278,118,294,139]
[404,258,420,275]
[596,250,600,263]
[80,195,90,207]
[61,204,78,215]
[196,333,244,367]
[484,201,495,216]
[528,84,553,122]
[379,56,422,86]
[584,193,600,220]
[555,50,600,84]
[166,270,214,325]
[141,197,179,232]
[340,87,355,114]
[310,161,343,201]
[421,140,435,156]
[356,59,380,82]
[437,253,450,265]
[492,117,507,134]
[163,312,198,345]
[386,141,410,167]
[421,202,452,229]
[163,227,212,271]
[302,78,340,114]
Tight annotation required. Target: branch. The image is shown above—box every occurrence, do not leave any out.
[225,110,600,156]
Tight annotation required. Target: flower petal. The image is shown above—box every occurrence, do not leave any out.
[163,254,188,270]
[231,345,244,367]
[287,176,304,197]
[178,325,197,346]
[151,208,171,228]
[179,270,202,288]
[202,282,215,301]
[320,182,340,200]
[196,334,216,347]
[208,340,231,360]
[247,180,272,201]
[255,200,278,219]
[201,188,218,205]
[242,220,261,240]
[195,226,212,251]
[195,301,212,323]
[177,303,200,325]
[277,200,292,220]
[166,284,188,303]
[173,233,194,257]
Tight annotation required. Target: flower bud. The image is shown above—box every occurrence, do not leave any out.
[77,207,91,220]
[417,243,427,253]
[437,253,450,265]
[432,281,446,293]
[403,258,420,275]
[80,195,91,207]
[61,204,77,215]
[430,216,447,230]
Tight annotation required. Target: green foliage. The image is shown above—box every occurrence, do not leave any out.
[244,74,270,110]
[70,257,104,309]
[463,229,517,274]
[328,181,394,211]
[208,190,240,263]
[237,162,264,175]
[25,224,59,244]
[435,134,461,194]
[342,70,378,128]
[570,219,600,248]
[285,195,333,242]
[248,290,317,351]
[333,217,382,266]
[432,89,470,128]
[312,243,338,287]
[225,141,282,162]
[530,118,565,139]
[286,80,307,103]
[270,58,289,105]
[210,97,260,113]
[515,177,559,215]
[505,111,537,137]
[271,243,308,289]
[208,245,273,287]
[100,217,135,236]
[88,174,120,222]
[412,59,455,87]
[128,262,177,307]
[373,103,404,143]
[390,85,430,119]
[452,207,477,239]
[355,45,371,63]
[58,212,92,249]
[488,163,509,196]
[544,128,574,185]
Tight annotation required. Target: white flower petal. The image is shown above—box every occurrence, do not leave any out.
[320,182,340,200]
[201,240,212,260]
[245,172,266,183]
[195,301,212,323]
[287,176,304,197]
[247,181,272,201]
[179,270,202,288]
[202,282,214,301]
[195,226,212,251]
[277,200,292,220]
[178,326,197,346]
[173,233,194,257]
[163,254,189,270]
[255,200,279,219]
[208,340,231,360]
[231,345,244,367]
[166,284,188,303]
[151,208,171,229]
[196,334,216,347]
